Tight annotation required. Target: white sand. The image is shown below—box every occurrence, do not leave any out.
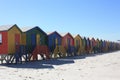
[0,51,120,80]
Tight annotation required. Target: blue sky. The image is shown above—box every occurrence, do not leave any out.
[0,0,120,42]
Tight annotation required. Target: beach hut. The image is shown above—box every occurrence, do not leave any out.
[21,26,50,61]
[111,42,116,51]
[117,43,120,50]
[83,37,88,54]
[74,34,83,55]
[113,42,117,51]
[118,43,120,50]
[85,38,92,54]
[81,37,86,54]
[0,24,22,63]
[102,40,107,53]
[102,40,109,53]
[95,38,100,53]
[91,37,97,53]
[113,42,116,51]
[115,42,119,51]
[99,39,104,53]
[48,31,66,58]
[62,33,76,56]
[105,41,109,52]
[108,41,111,51]
[116,43,120,50]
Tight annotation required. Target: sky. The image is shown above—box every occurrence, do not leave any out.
[0,0,120,42]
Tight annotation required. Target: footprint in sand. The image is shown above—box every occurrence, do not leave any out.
[78,69,81,71]
[90,66,95,69]
[19,75,22,77]
[14,70,18,72]
[80,75,84,77]
[41,73,44,75]
[112,62,118,65]
[104,64,111,67]
[46,72,49,74]
[29,76,32,79]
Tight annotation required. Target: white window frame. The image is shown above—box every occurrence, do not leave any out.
[0,34,2,44]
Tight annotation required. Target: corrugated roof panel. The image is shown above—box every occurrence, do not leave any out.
[46,31,56,35]
[72,34,78,38]
[59,32,68,37]
[0,24,15,31]
[21,27,33,32]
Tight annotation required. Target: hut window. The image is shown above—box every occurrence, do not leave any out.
[0,34,2,44]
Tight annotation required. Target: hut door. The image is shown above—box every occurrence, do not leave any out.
[55,38,58,46]
[52,38,55,50]
[31,34,36,48]
[76,40,80,49]
[15,34,20,52]
[67,38,70,47]
[88,40,89,47]
[36,34,40,45]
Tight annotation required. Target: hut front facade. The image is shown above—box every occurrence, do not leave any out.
[83,37,87,53]
[91,38,97,53]
[62,33,75,56]
[62,33,74,49]
[21,26,49,60]
[48,31,62,52]
[74,34,83,55]
[21,26,48,52]
[48,31,66,58]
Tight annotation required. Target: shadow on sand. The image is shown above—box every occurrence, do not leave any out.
[1,51,115,69]
[0,55,86,69]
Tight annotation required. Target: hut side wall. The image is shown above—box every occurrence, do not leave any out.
[0,31,8,54]
[21,33,26,45]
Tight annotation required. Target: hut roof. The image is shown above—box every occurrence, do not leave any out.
[72,34,78,38]
[72,34,83,38]
[47,31,62,37]
[0,24,15,31]
[46,32,54,35]
[21,26,33,32]
[58,32,71,37]
[62,32,74,39]
[21,26,47,35]
[0,24,22,32]
[59,32,67,37]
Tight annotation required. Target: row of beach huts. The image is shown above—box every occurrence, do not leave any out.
[0,24,120,64]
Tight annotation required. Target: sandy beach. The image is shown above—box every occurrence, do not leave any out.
[0,51,120,80]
